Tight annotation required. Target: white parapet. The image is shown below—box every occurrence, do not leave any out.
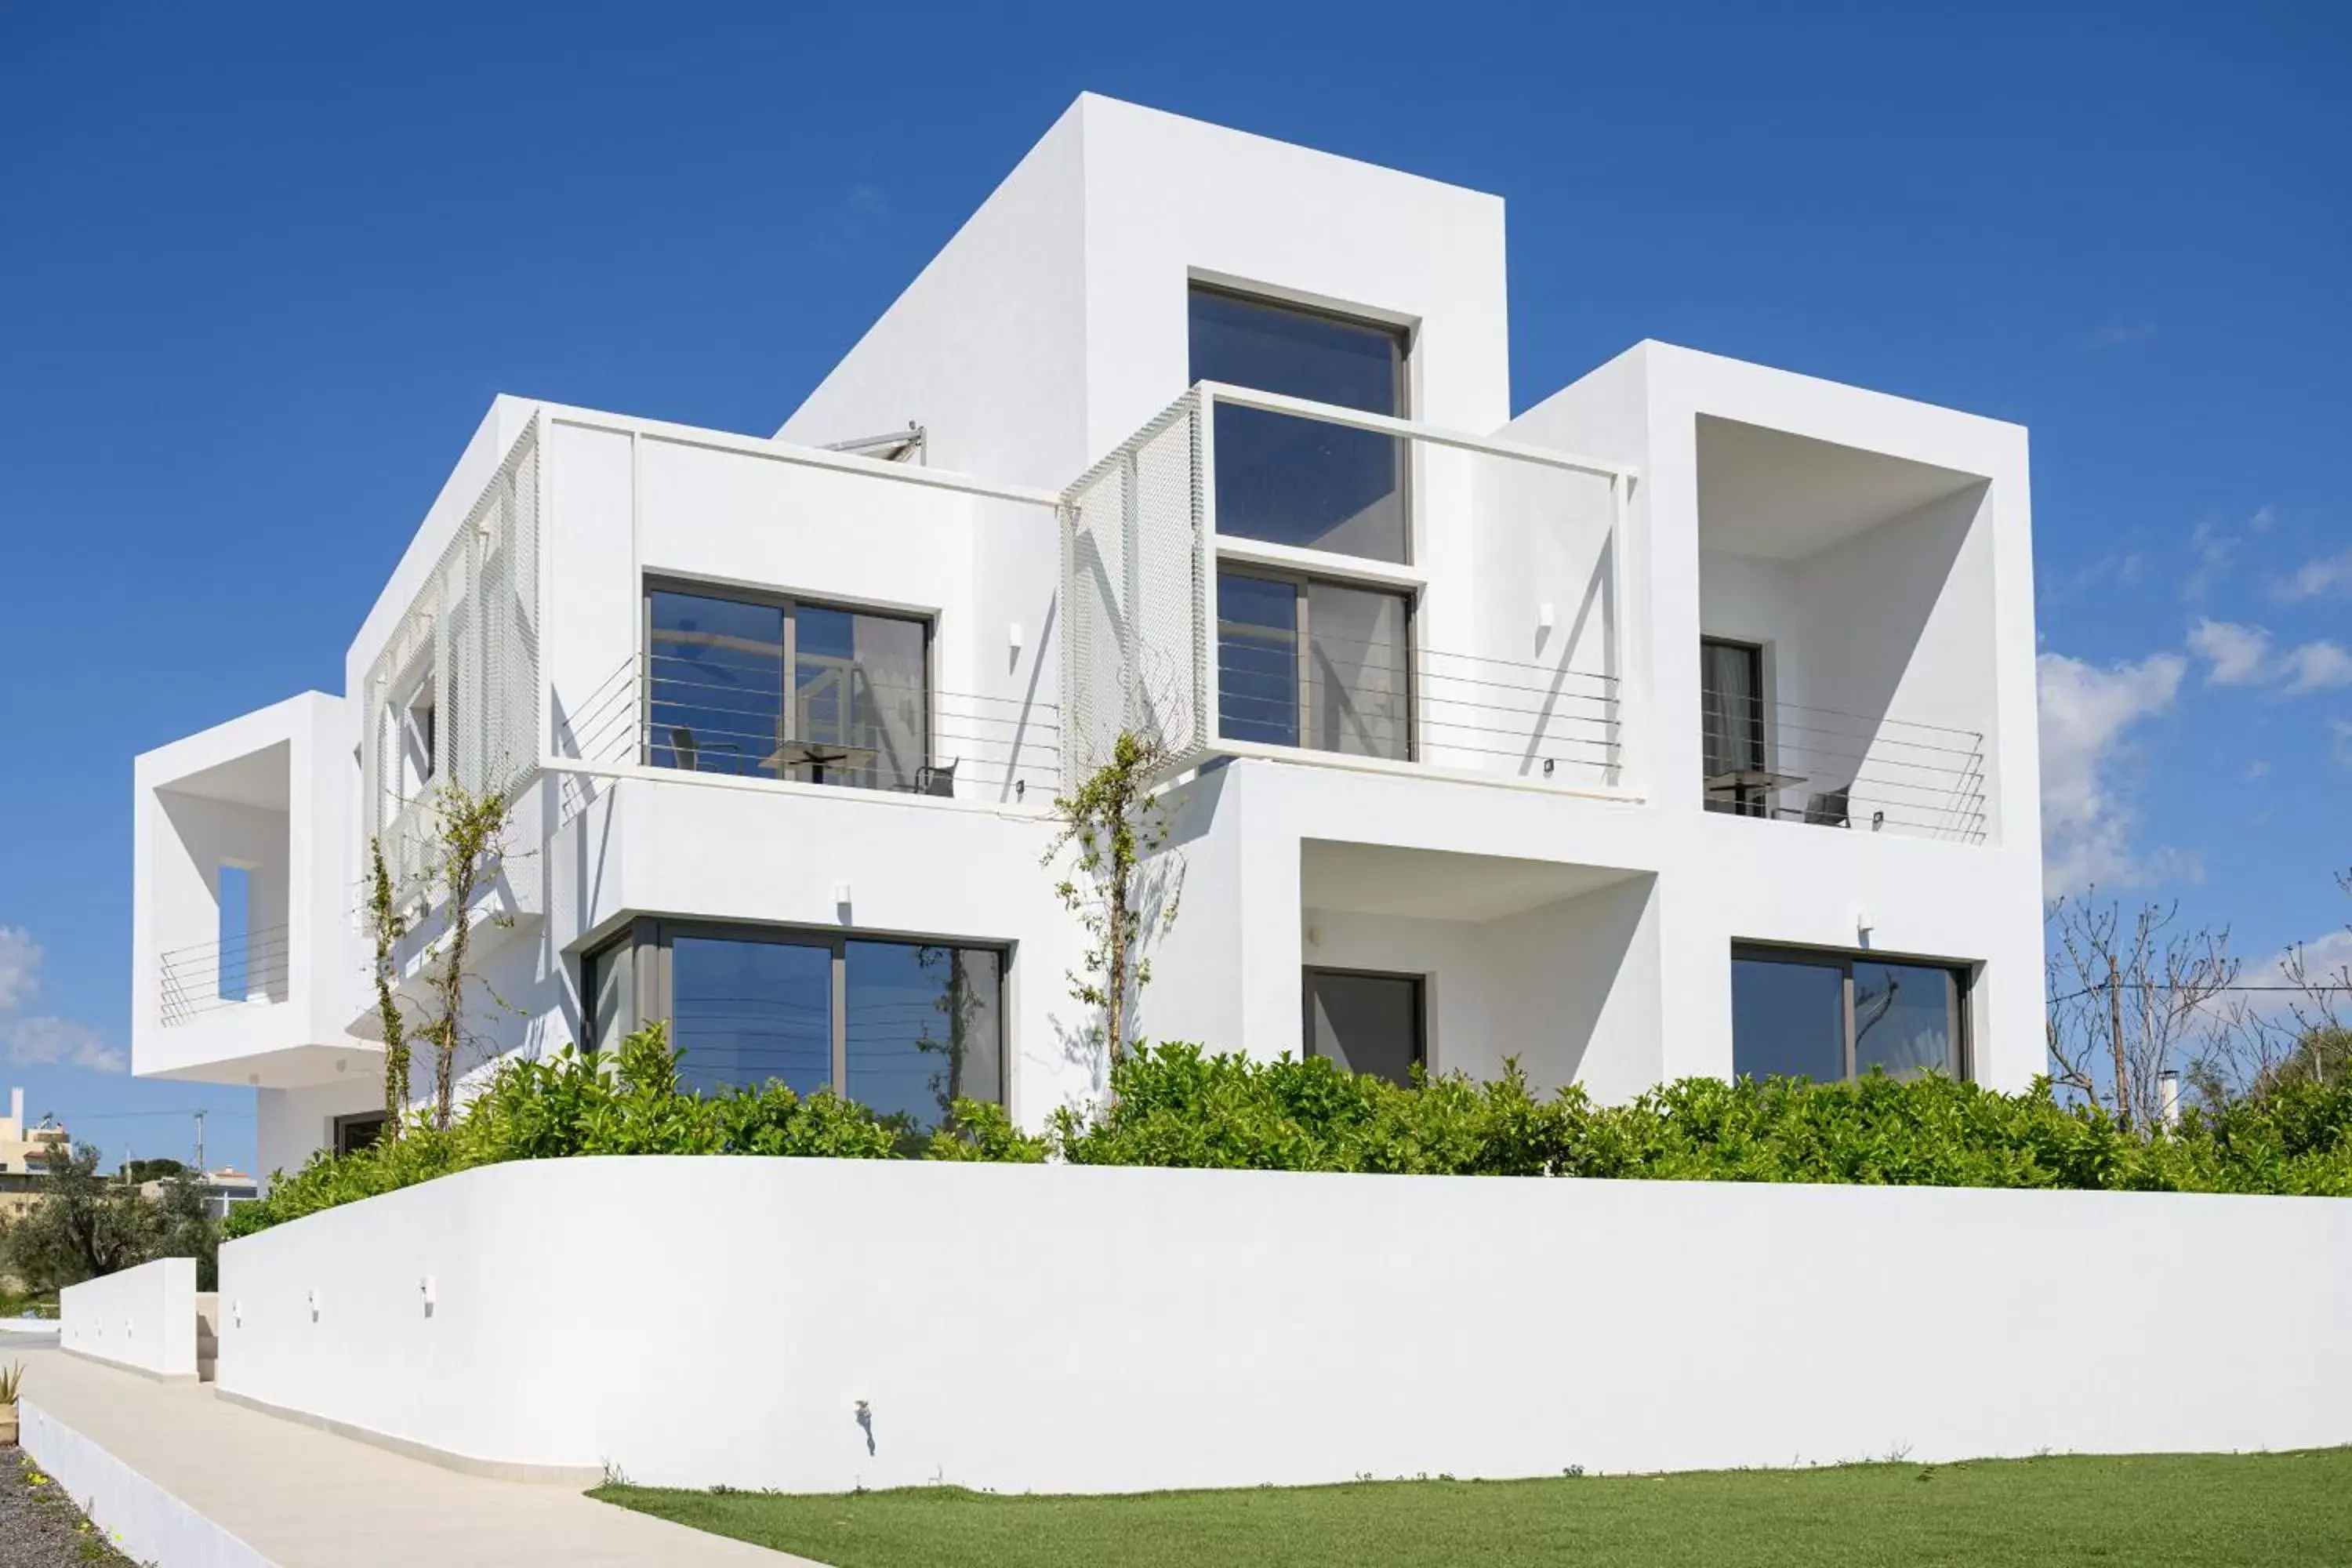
[217,1160,2352,1493]
[60,1258,200,1381]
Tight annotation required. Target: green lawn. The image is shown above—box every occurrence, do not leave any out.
[596,1448,2352,1567]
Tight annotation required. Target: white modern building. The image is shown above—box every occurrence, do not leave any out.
[130,96,2042,1178]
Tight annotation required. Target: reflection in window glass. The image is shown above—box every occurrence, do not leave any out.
[846,943,1003,1136]
[1307,581,1410,760]
[789,605,926,791]
[670,935,832,1100]
[648,591,784,777]
[1217,573,1299,747]
[583,937,632,1057]
[1305,970,1422,1087]
[1853,962,1959,1079]
[1189,289,1408,562]
[1731,955,1846,1083]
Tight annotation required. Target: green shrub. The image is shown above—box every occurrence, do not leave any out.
[223,1031,2352,1239]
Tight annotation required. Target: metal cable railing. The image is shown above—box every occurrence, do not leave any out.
[559,654,1060,808]
[158,923,292,1027]
[1700,688,1987,844]
[1214,630,1621,786]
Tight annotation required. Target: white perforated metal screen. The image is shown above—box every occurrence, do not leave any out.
[359,423,540,889]
[1057,391,1209,792]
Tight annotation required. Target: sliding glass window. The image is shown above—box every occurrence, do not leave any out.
[1216,568,1410,760]
[1730,944,1968,1084]
[646,585,927,792]
[591,921,1006,1134]
[1189,286,1410,563]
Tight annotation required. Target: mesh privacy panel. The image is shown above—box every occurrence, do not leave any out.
[1056,392,1209,792]
[358,423,542,889]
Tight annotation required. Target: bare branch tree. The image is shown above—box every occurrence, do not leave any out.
[2045,891,2238,1129]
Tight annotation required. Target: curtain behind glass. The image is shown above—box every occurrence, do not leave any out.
[1853,962,1959,1078]
[792,606,924,790]
[1217,572,1300,747]
[648,591,785,778]
[1700,640,1762,778]
[1308,582,1410,760]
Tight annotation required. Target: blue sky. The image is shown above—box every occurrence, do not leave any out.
[1,2,2345,1174]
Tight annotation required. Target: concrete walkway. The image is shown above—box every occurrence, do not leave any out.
[7,1347,825,1566]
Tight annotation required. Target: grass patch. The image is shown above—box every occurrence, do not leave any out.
[597,1449,2352,1567]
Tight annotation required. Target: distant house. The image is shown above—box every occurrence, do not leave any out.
[0,1086,70,1218]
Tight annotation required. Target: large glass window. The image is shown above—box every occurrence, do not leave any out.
[597,922,1008,1133]
[1303,969,1425,1087]
[1189,286,1410,563]
[670,934,834,1101]
[646,586,928,792]
[1216,568,1410,760]
[1731,945,1968,1083]
[846,942,1004,1135]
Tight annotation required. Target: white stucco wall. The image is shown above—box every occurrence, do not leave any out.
[60,1258,198,1380]
[217,1160,2352,1494]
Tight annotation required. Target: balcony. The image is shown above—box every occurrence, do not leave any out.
[560,652,1061,808]
[158,923,292,1027]
[1700,688,1987,844]
[1693,415,2002,848]
[1059,383,1634,795]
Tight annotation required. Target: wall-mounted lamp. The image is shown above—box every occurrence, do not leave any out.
[833,883,853,922]
[1537,601,1556,633]
[420,1276,437,1316]
[1009,622,1024,657]
[1856,909,1875,946]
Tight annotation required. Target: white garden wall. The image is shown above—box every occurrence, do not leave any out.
[217,1160,2352,1494]
[60,1258,199,1380]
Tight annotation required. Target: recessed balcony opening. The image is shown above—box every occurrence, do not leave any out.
[154,742,292,1025]
[1695,416,1995,843]
[1299,840,1658,1098]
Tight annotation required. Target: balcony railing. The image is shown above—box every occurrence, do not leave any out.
[1060,383,1635,794]
[1700,691,1987,844]
[561,654,1060,808]
[159,924,292,1027]
[1214,631,1621,786]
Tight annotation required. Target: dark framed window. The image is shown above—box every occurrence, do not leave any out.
[644,583,930,793]
[1303,968,1425,1087]
[1700,637,1767,816]
[1730,944,1969,1083]
[585,920,1007,1134]
[582,932,636,1057]
[1189,285,1411,563]
[1217,567,1411,760]
[334,1111,390,1157]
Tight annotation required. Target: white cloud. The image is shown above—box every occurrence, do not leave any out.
[0,921,125,1073]
[2037,650,2187,895]
[0,926,37,1012]
[2282,641,2352,695]
[2279,546,2352,601]
[4,1016,125,1074]
[2188,618,2272,685]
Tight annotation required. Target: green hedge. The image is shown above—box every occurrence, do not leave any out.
[223,1025,2352,1238]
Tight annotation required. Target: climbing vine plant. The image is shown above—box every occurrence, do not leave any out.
[1045,730,1185,1069]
